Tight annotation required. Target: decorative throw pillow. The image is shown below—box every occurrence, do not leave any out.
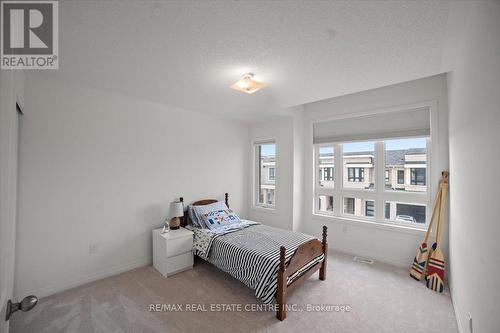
[191,201,241,230]
[190,201,227,229]
[199,208,241,230]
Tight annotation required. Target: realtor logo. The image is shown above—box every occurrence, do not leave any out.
[1,0,58,69]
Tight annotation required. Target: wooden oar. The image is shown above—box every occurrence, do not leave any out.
[426,172,449,292]
[410,185,442,281]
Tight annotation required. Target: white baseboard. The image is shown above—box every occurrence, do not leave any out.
[19,256,152,300]
[450,285,465,333]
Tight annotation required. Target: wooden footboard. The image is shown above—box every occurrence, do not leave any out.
[277,226,328,321]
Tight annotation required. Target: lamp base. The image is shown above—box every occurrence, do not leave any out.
[169,217,181,230]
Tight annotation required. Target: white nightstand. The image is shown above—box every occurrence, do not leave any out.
[152,227,194,277]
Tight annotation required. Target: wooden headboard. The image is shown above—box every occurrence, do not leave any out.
[180,193,229,227]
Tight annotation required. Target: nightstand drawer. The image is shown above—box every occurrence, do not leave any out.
[152,227,194,277]
[167,252,193,275]
[167,235,193,257]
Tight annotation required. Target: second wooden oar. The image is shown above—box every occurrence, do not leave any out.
[410,187,441,281]
[426,173,448,292]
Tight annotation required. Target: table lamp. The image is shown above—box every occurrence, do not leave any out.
[169,201,184,230]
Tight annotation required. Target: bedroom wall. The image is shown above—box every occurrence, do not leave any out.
[299,74,450,267]
[443,1,500,332]
[14,75,248,299]
[291,106,305,232]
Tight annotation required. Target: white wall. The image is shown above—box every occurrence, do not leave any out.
[247,117,294,230]
[0,71,24,333]
[14,75,248,299]
[443,1,500,332]
[291,106,305,232]
[300,74,449,267]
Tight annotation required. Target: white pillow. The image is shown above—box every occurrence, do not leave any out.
[187,205,204,228]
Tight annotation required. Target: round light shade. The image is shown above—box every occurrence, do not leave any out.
[170,201,184,218]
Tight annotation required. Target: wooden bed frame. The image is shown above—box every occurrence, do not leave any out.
[179,193,328,321]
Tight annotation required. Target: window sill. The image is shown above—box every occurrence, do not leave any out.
[252,205,278,214]
[311,213,427,236]
[384,189,427,195]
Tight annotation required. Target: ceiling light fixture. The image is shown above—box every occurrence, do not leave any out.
[230,73,265,94]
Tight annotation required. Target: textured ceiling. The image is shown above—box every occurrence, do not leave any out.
[31,0,451,123]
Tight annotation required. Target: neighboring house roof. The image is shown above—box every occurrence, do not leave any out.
[386,148,426,166]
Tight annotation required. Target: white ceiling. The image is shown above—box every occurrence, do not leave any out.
[32,0,451,123]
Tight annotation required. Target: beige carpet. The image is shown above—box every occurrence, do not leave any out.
[10,252,458,333]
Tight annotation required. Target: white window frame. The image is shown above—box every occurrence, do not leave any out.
[314,138,431,229]
[254,140,277,209]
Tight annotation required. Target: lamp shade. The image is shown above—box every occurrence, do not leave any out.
[229,73,265,94]
[170,201,184,218]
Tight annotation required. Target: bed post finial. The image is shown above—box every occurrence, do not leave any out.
[320,226,328,281]
[277,245,287,321]
[225,193,229,208]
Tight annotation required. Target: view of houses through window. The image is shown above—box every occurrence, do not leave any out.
[317,146,334,212]
[343,141,375,189]
[255,142,276,207]
[316,137,428,225]
[384,138,427,223]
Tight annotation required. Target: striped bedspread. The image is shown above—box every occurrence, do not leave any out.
[189,222,324,304]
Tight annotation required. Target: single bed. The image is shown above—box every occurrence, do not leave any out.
[179,193,328,321]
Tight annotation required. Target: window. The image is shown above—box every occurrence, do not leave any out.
[385,201,426,224]
[314,137,430,227]
[318,195,334,213]
[266,191,274,205]
[386,138,427,192]
[315,145,335,213]
[344,197,355,214]
[255,142,276,208]
[343,141,375,190]
[318,146,334,189]
[348,167,364,182]
[268,167,275,181]
[322,167,334,181]
[343,197,374,218]
[313,106,431,228]
[319,167,334,181]
[365,200,375,217]
[410,168,425,186]
[385,202,390,219]
[397,170,404,184]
